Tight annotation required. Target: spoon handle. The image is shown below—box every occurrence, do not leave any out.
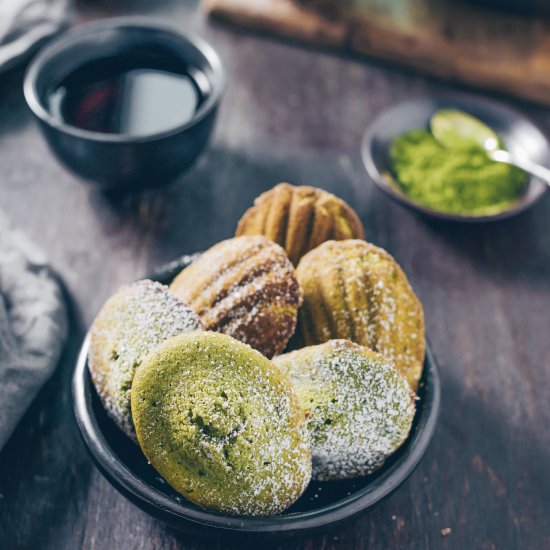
[491,150,550,187]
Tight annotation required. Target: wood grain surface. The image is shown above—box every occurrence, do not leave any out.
[205,0,550,106]
[0,1,549,549]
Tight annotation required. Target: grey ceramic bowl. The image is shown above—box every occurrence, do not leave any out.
[24,19,225,191]
[362,94,549,222]
[72,253,441,540]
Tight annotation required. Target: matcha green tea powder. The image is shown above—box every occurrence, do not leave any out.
[390,128,528,216]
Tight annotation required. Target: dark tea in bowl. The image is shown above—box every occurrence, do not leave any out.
[47,57,209,137]
[24,18,225,191]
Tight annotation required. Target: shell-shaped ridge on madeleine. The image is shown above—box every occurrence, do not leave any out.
[170,235,302,358]
[296,239,425,390]
[236,183,365,266]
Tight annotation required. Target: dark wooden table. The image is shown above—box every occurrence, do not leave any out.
[1,1,549,549]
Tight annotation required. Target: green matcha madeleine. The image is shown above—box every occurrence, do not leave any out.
[296,239,425,390]
[273,340,415,481]
[131,331,312,516]
[89,280,203,438]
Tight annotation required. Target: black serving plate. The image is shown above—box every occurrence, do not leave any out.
[362,94,549,223]
[72,254,441,539]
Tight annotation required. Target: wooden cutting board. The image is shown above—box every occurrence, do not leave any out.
[204,0,550,106]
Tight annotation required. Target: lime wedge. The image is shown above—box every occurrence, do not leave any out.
[430,109,502,151]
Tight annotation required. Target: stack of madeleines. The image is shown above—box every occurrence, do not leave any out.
[88,182,424,517]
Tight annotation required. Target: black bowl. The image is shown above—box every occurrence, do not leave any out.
[362,94,549,223]
[24,19,225,191]
[72,254,441,539]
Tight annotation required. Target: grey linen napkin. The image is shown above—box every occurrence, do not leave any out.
[0,211,67,450]
[0,0,71,73]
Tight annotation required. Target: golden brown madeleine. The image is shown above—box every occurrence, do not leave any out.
[296,240,425,390]
[235,183,365,265]
[170,236,302,358]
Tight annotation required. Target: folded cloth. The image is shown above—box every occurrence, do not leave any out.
[0,211,67,450]
[0,0,72,73]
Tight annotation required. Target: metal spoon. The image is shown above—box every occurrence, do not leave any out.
[430,109,550,186]
[483,139,550,186]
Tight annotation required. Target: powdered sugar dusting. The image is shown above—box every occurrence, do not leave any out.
[88,280,202,438]
[274,340,415,481]
[170,236,302,358]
